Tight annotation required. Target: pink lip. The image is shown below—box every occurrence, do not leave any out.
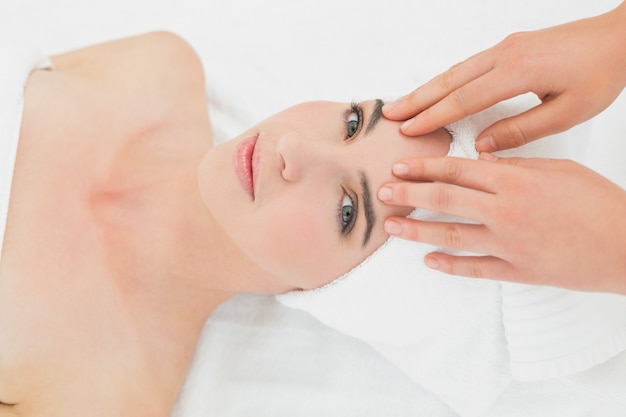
[233,135,259,199]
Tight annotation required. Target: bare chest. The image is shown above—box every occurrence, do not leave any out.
[0,161,178,417]
[0,70,201,417]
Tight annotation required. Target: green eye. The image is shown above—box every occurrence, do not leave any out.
[342,204,354,224]
[339,194,356,235]
[345,103,362,140]
[347,112,359,138]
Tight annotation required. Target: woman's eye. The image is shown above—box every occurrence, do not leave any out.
[339,193,357,235]
[346,111,359,138]
[344,103,362,140]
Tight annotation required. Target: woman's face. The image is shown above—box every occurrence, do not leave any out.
[198,100,450,293]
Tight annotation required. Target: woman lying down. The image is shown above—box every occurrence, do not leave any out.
[1,32,626,417]
[0,32,451,416]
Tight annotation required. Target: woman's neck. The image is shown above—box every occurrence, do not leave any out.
[92,141,236,322]
[85,140,240,407]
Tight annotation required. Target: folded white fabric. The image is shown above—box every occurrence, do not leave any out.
[277,101,626,416]
[501,282,626,381]
[0,43,51,259]
[174,294,459,417]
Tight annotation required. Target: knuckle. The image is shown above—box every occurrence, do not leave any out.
[448,89,469,115]
[501,120,530,148]
[499,32,538,80]
[444,159,463,183]
[500,31,529,52]
[431,186,451,211]
[444,223,463,249]
[468,258,485,278]
[438,63,461,90]
[451,258,484,278]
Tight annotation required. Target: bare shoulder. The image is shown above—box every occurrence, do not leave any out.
[0,33,209,417]
[20,31,212,147]
[53,31,204,82]
[50,32,208,110]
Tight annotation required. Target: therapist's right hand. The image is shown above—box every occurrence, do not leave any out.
[384,1,626,152]
[379,154,626,295]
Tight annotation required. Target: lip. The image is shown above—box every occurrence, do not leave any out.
[233,135,259,199]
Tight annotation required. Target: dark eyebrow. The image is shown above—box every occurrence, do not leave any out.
[365,98,385,135]
[359,171,376,247]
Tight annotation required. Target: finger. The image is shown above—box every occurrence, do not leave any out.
[400,66,529,136]
[391,157,503,193]
[475,94,580,152]
[383,50,494,122]
[480,153,561,171]
[385,218,494,255]
[423,253,514,280]
[378,180,493,222]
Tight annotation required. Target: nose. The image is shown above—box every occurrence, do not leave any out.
[276,131,335,182]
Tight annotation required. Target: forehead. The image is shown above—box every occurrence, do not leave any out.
[269,101,348,125]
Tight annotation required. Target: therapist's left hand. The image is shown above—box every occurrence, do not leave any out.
[378,154,626,294]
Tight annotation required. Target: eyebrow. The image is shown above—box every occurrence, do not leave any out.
[359,171,376,247]
[365,98,385,135]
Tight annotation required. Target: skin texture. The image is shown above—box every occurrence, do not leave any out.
[377,2,626,293]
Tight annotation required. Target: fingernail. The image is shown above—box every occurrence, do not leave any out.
[378,186,393,202]
[384,219,402,235]
[479,152,498,162]
[392,162,409,176]
[424,256,440,269]
[401,118,414,131]
[475,136,496,152]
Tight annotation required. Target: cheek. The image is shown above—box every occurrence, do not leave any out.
[257,201,332,271]
[251,198,362,290]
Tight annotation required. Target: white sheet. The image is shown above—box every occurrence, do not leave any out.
[1,1,624,416]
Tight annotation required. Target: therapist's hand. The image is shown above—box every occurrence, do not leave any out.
[383,2,626,152]
[378,155,626,294]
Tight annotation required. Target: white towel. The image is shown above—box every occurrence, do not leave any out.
[0,43,51,259]
[278,100,626,416]
[501,282,626,381]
